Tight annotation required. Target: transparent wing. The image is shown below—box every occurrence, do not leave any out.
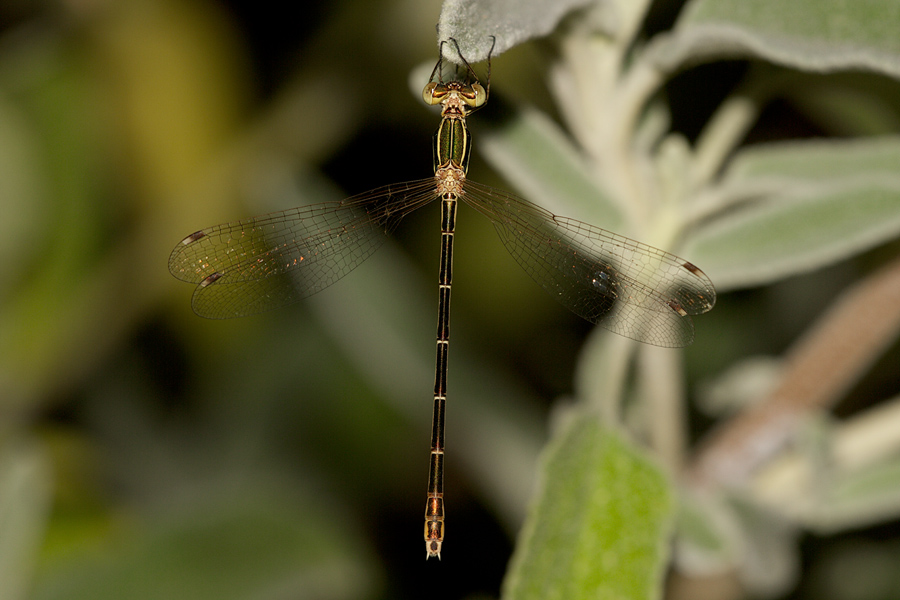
[461,179,716,347]
[168,178,439,319]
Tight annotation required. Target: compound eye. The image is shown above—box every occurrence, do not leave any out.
[470,83,487,108]
[423,82,443,105]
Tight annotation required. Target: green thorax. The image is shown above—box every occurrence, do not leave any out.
[432,116,471,174]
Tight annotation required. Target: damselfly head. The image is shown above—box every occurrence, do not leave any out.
[422,80,486,110]
[424,36,494,114]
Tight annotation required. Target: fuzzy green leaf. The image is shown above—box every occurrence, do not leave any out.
[437,0,593,63]
[805,455,900,533]
[684,138,900,290]
[724,136,900,185]
[503,415,673,600]
[479,107,626,232]
[654,0,900,78]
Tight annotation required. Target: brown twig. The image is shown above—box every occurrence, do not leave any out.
[689,253,900,488]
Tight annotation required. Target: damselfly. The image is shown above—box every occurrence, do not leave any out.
[168,38,716,559]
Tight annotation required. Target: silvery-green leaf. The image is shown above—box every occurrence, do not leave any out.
[687,182,900,290]
[728,499,799,596]
[479,107,625,232]
[804,455,900,534]
[437,0,595,63]
[651,0,900,78]
[683,138,900,290]
[675,493,739,576]
[724,136,900,187]
[676,494,797,597]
